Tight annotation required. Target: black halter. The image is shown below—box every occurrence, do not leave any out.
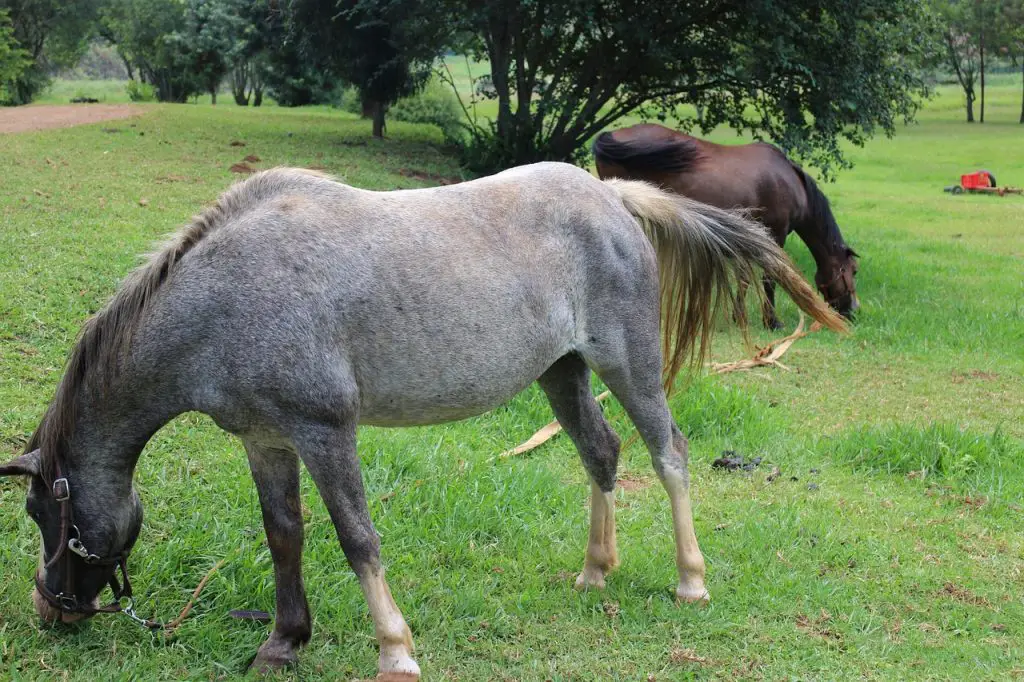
[33,460,138,620]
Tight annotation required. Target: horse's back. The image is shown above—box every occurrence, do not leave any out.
[596,124,806,232]
[137,164,649,431]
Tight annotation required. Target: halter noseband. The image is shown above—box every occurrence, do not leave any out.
[33,461,135,619]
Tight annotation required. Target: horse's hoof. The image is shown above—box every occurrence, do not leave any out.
[248,642,299,676]
[248,655,297,676]
[764,319,784,331]
[378,650,420,681]
[377,673,420,682]
[676,583,710,606]
[574,567,607,591]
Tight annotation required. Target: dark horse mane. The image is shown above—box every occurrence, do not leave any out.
[786,160,853,254]
[592,131,703,174]
[25,169,327,484]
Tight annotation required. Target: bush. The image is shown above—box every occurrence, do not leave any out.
[125,80,156,102]
[388,79,464,142]
[0,10,30,105]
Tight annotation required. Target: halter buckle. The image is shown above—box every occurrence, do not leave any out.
[57,592,78,611]
[52,477,70,502]
[68,537,101,563]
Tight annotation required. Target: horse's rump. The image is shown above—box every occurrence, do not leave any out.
[592,131,703,174]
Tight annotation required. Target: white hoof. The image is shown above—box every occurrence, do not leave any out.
[676,582,710,605]
[574,565,607,591]
[378,650,420,680]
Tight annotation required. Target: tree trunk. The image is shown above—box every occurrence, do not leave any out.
[966,91,975,122]
[253,88,263,107]
[232,65,250,106]
[210,87,217,105]
[371,101,386,137]
[361,95,374,119]
[1020,59,1023,123]
[979,29,985,123]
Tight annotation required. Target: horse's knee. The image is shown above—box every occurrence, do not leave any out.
[340,526,383,572]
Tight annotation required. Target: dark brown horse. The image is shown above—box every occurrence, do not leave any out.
[594,123,859,329]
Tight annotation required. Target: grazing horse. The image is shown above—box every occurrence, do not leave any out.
[593,123,860,329]
[1,164,845,679]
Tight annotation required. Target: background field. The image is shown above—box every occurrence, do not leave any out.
[0,80,1022,680]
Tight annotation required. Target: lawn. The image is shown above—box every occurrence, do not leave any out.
[1,81,1022,681]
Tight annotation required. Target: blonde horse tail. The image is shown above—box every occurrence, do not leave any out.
[603,178,848,392]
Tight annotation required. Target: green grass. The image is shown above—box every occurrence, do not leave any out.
[1,82,1023,681]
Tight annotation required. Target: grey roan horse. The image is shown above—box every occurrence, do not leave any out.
[1,163,845,679]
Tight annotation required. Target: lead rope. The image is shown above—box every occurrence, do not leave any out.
[121,557,229,632]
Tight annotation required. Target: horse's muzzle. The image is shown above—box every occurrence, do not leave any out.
[32,587,93,624]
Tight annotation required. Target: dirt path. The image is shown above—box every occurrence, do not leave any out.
[0,104,148,134]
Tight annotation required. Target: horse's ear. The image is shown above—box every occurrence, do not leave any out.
[846,247,859,258]
[0,449,41,477]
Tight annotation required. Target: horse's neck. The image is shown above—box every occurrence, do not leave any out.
[790,219,841,272]
[64,376,178,500]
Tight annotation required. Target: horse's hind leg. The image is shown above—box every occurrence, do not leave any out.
[293,416,419,681]
[244,443,312,672]
[586,346,709,604]
[538,354,621,590]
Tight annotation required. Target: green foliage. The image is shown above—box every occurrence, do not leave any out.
[934,0,1005,121]
[433,0,942,175]
[389,78,464,142]
[99,0,201,102]
[0,0,100,104]
[124,78,154,101]
[0,9,29,104]
[287,0,450,135]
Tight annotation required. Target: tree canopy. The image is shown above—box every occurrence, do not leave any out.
[428,0,938,175]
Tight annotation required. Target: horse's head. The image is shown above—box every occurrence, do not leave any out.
[816,247,859,319]
[1,449,143,623]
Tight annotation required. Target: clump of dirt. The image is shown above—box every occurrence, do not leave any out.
[712,451,761,471]
[617,471,653,491]
[229,140,246,147]
[938,582,991,607]
[951,369,1000,384]
[243,154,261,163]
[229,163,256,174]
[795,610,842,641]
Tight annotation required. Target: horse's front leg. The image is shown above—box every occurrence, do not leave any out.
[244,443,312,673]
[296,420,420,681]
[761,275,783,330]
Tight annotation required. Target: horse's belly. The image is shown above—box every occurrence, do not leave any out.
[353,306,573,427]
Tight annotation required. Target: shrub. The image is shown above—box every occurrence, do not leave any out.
[388,79,464,142]
[125,80,156,102]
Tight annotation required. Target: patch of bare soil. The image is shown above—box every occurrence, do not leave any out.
[0,104,147,134]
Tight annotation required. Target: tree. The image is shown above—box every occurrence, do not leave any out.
[936,0,1003,123]
[171,0,237,105]
[437,0,937,175]
[0,0,101,104]
[0,10,30,104]
[100,0,202,102]
[287,0,450,136]
[998,0,1024,122]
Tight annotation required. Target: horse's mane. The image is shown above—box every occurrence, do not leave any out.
[26,168,329,483]
[788,161,850,253]
[592,131,702,174]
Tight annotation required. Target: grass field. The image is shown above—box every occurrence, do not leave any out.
[1,79,1022,681]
